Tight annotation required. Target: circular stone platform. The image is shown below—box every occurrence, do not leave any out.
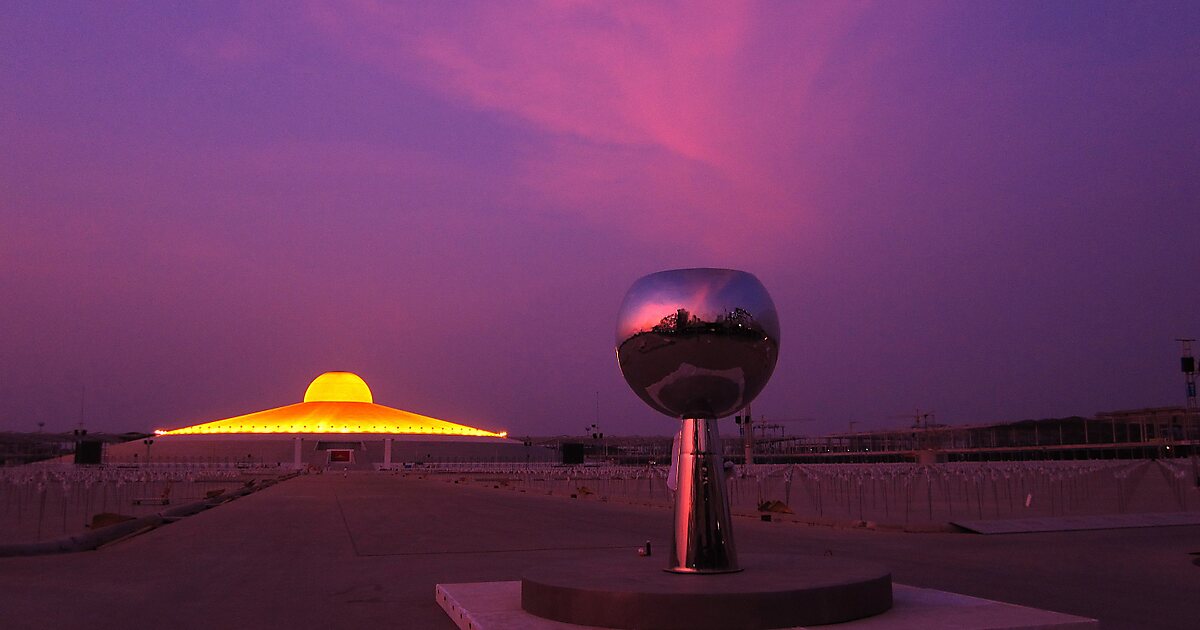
[521,552,892,630]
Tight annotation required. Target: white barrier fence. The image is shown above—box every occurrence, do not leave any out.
[417,459,1198,526]
[0,465,264,544]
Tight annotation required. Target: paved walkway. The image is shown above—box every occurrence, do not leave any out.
[0,472,1196,629]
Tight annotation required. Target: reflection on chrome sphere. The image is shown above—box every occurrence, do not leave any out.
[616,268,780,419]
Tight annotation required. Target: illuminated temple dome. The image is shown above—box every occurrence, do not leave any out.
[303,371,373,403]
[112,372,541,469]
[156,372,505,437]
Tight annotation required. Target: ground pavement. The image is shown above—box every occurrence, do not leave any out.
[0,472,1196,629]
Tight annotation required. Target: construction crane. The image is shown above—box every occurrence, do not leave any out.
[891,409,935,429]
[890,408,937,451]
[731,411,816,465]
[756,417,817,437]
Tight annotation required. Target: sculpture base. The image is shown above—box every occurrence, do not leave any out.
[663,565,743,574]
[520,553,891,629]
[438,580,1098,630]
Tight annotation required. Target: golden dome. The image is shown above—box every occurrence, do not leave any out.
[303,371,373,403]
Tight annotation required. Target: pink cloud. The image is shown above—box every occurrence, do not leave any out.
[305,1,752,166]
[297,1,905,253]
[415,1,749,167]
[230,140,448,179]
[182,28,264,64]
[178,4,309,66]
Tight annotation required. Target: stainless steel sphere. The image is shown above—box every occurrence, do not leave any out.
[616,268,780,419]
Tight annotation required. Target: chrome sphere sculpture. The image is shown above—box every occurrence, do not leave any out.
[616,268,780,573]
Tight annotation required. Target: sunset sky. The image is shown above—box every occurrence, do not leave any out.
[2,1,1198,437]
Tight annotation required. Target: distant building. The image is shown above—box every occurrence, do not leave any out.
[1,431,146,466]
[0,432,69,466]
[750,406,1199,463]
[1094,407,1194,442]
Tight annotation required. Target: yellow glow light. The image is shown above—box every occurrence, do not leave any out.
[303,371,373,404]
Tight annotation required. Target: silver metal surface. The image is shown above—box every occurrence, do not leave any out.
[615,268,780,420]
[615,268,780,574]
[668,418,739,573]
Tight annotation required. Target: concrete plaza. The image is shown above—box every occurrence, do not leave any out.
[0,472,1195,629]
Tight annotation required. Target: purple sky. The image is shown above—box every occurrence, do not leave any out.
[2,2,1198,437]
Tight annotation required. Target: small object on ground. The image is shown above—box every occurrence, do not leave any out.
[638,540,653,557]
[205,488,226,499]
[757,500,793,514]
[134,483,173,506]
